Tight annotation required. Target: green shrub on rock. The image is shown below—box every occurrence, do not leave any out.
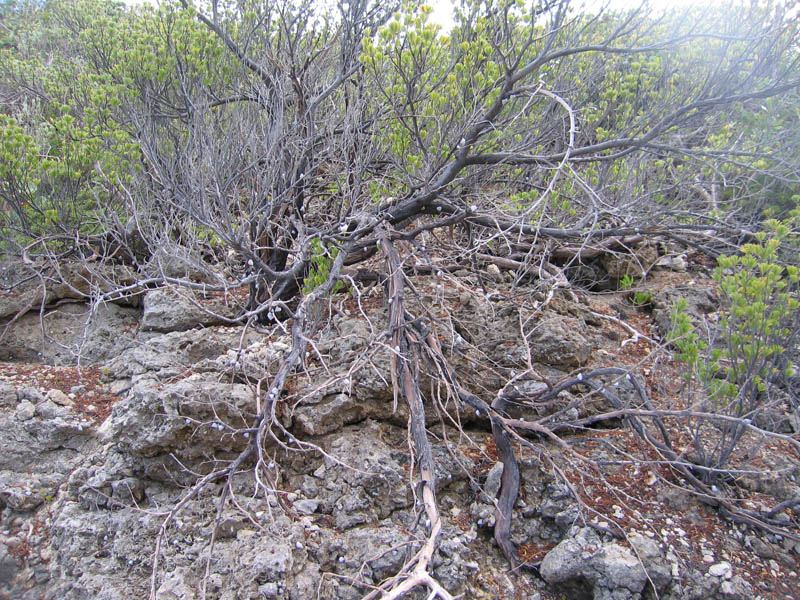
[670,209,799,478]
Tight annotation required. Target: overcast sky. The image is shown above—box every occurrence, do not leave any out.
[429,0,709,29]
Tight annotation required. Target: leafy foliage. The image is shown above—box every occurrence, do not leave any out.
[618,273,635,291]
[302,238,344,296]
[2,2,800,592]
[670,209,800,478]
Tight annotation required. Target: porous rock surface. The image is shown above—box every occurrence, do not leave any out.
[140,288,241,332]
[0,275,796,600]
[540,527,648,600]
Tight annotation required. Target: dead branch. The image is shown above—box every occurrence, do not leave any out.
[358,228,453,600]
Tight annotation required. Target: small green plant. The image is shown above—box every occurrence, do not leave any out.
[669,211,799,480]
[631,290,654,307]
[618,274,635,291]
[302,238,345,296]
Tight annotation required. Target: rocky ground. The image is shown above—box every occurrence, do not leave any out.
[0,251,798,600]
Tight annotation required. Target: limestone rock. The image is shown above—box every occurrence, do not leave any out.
[0,302,140,365]
[0,382,17,407]
[654,254,688,272]
[0,261,139,321]
[486,263,503,282]
[0,269,788,600]
[709,561,732,579]
[14,400,35,421]
[483,461,504,502]
[104,327,261,380]
[629,533,672,591]
[145,247,214,282]
[294,392,370,436]
[315,422,410,530]
[155,568,196,600]
[541,527,648,600]
[527,316,592,367]
[47,389,74,407]
[652,284,718,337]
[104,375,256,467]
[140,287,242,332]
[0,387,97,595]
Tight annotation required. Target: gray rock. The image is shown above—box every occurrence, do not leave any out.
[541,527,647,600]
[145,247,214,283]
[47,389,74,407]
[680,571,753,600]
[210,337,292,381]
[323,523,412,582]
[601,243,658,280]
[539,482,576,520]
[0,302,140,365]
[0,542,17,587]
[108,379,133,396]
[486,264,503,282]
[0,391,98,597]
[104,375,256,468]
[719,576,754,599]
[18,387,44,404]
[222,536,294,596]
[754,407,794,434]
[258,582,279,599]
[0,472,62,512]
[0,263,81,321]
[45,500,156,599]
[752,537,778,560]
[709,561,732,579]
[104,327,261,380]
[140,288,240,332]
[483,462,504,502]
[35,400,71,419]
[652,284,718,337]
[0,262,140,320]
[654,255,688,272]
[527,316,592,367]
[0,381,17,407]
[293,499,320,515]
[1,406,95,474]
[629,533,672,591]
[15,400,36,421]
[155,568,196,600]
[3,273,780,600]
[319,423,410,530]
[656,486,698,511]
[294,393,371,436]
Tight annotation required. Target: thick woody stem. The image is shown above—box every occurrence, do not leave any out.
[361,228,453,600]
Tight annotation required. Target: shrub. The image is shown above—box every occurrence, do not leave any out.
[670,210,799,480]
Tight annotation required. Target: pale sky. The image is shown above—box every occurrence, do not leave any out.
[429,0,707,29]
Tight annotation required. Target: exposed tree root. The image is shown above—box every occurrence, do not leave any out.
[358,229,453,599]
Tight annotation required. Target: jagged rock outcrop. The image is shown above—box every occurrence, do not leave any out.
[1,273,798,600]
[540,527,670,600]
[140,288,241,332]
[0,262,135,321]
[651,283,719,337]
[0,385,97,599]
[0,301,140,364]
